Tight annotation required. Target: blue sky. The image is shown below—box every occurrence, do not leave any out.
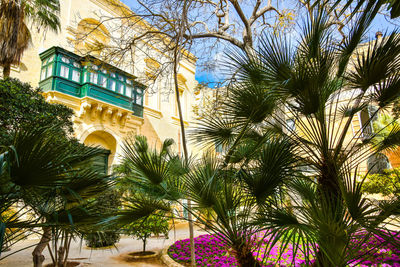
[121,0,399,87]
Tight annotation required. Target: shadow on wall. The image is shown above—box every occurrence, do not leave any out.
[84,130,117,168]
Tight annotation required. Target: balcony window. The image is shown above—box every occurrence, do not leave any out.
[116,83,124,94]
[90,72,98,84]
[46,65,53,78]
[72,69,80,82]
[357,105,378,138]
[61,56,70,63]
[136,89,143,105]
[109,80,116,91]
[40,55,55,81]
[126,85,132,97]
[40,68,46,80]
[100,75,107,87]
[60,65,69,79]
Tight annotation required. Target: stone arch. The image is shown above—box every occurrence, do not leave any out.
[79,126,120,168]
[75,18,110,55]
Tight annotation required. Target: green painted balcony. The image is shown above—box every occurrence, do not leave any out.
[39,46,145,118]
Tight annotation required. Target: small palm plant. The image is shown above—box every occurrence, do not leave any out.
[0,126,113,267]
[118,122,298,266]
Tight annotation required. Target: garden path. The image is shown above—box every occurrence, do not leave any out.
[0,223,203,267]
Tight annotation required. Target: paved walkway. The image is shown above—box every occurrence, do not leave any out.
[0,224,203,267]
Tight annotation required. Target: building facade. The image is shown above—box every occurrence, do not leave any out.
[4,0,200,171]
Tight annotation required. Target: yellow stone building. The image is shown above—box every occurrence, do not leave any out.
[4,0,200,171]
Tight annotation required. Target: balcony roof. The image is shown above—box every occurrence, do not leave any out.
[39,46,143,87]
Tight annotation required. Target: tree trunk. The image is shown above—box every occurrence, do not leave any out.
[142,236,146,252]
[32,227,52,267]
[3,64,11,78]
[173,58,196,267]
[0,221,6,257]
[313,250,335,267]
[315,162,344,266]
[57,245,65,267]
[233,242,260,267]
[172,1,196,266]
[243,43,254,60]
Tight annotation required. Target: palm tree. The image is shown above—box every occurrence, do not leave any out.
[205,2,400,265]
[0,0,60,77]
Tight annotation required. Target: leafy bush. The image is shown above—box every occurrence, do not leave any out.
[363,167,400,196]
[84,231,120,248]
[125,213,169,252]
[0,78,74,144]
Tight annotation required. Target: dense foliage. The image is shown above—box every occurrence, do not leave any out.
[363,167,400,196]
[0,78,74,144]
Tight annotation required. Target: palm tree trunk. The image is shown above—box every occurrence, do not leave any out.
[57,233,68,267]
[233,242,260,267]
[3,64,11,78]
[32,226,52,267]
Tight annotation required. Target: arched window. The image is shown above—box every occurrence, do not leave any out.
[74,18,110,56]
[144,58,160,110]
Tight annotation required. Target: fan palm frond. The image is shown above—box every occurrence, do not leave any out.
[190,114,239,149]
[347,31,400,92]
[375,123,400,152]
[122,135,172,185]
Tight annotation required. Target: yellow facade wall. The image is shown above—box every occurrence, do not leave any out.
[3,0,199,168]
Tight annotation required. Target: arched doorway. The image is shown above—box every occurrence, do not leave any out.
[83,130,117,173]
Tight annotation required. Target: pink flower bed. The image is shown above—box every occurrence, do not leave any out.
[168,234,237,266]
[348,231,400,267]
[168,231,400,267]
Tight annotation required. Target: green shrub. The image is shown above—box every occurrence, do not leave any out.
[84,231,120,248]
[125,213,169,252]
[0,78,74,145]
[362,167,400,196]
